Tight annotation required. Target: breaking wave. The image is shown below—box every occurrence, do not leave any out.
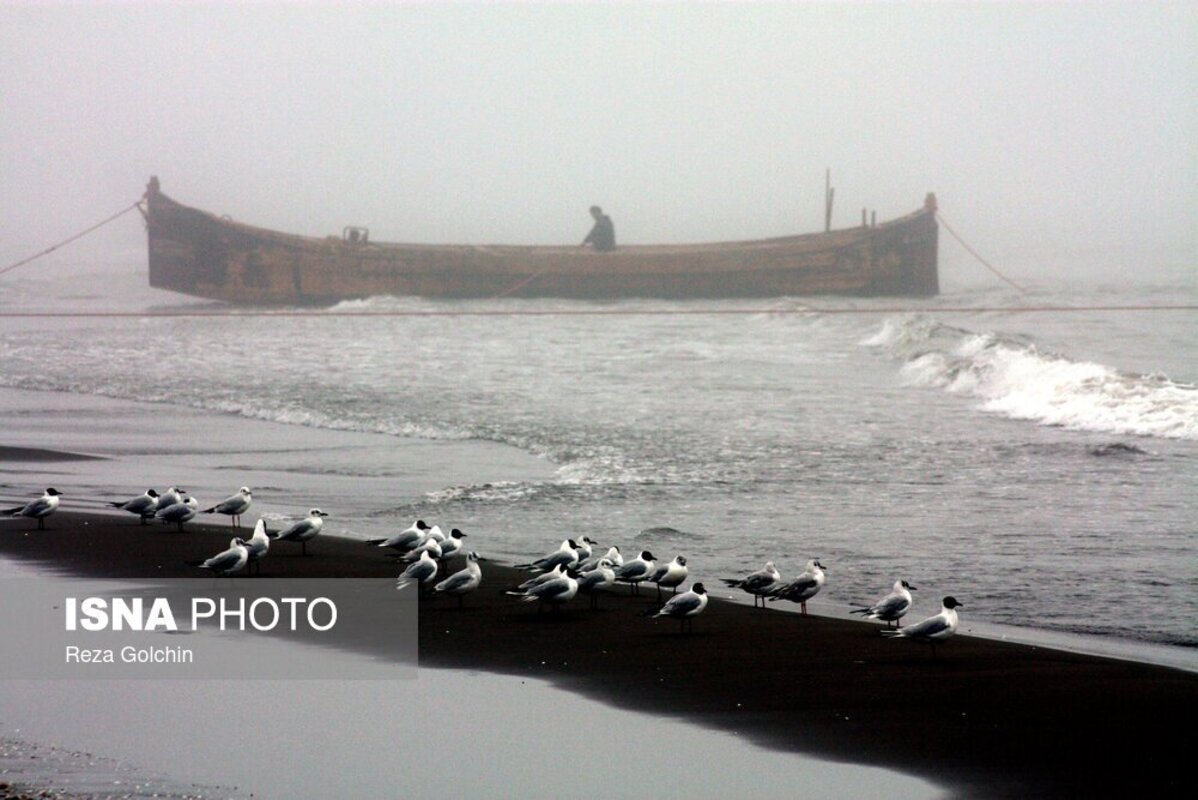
[864,316,1198,440]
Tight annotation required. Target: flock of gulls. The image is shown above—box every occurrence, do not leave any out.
[4,486,964,648]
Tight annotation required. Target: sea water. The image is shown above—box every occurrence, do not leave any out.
[0,260,1194,654]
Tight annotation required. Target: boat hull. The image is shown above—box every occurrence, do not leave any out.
[144,184,938,304]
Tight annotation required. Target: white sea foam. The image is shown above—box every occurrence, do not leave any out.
[871,316,1198,440]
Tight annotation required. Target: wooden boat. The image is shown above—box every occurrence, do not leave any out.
[141,177,939,304]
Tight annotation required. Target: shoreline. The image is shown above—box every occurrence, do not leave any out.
[1,511,1195,797]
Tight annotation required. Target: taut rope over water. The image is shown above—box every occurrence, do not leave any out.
[0,201,143,278]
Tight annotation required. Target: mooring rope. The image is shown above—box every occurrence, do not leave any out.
[935,211,1028,294]
[0,201,143,278]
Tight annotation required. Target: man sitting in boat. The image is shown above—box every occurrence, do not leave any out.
[581,206,616,252]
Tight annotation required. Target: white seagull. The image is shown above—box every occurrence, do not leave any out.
[433,551,483,607]
[108,489,159,525]
[157,496,198,531]
[851,579,917,628]
[513,570,578,613]
[400,536,443,564]
[365,519,431,552]
[573,536,599,563]
[512,563,567,593]
[203,486,253,528]
[245,518,270,575]
[5,488,63,530]
[188,537,249,576]
[614,550,657,596]
[768,559,827,616]
[576,558,616,609]
[883,596,964,657]
[650,555,689,601]
[516,539,581,573]
[437,528,468,561]
[653,582,709,634]
[396,550,440,592]
[722,560,782,608]
[426,524,447,543]
[579,545,622,572]
[157,486,184,511]
[270,508,328,556]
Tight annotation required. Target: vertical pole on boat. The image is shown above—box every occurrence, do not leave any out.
[862,208,867,227]
[824,169,834,232]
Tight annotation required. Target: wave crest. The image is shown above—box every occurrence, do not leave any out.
[867,316,1198,440]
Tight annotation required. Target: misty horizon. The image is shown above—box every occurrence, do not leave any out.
[1,3,1194,286]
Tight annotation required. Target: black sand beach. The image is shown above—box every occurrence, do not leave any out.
[1,511,1194,799]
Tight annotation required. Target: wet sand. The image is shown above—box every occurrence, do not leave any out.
[1,510,1194,798]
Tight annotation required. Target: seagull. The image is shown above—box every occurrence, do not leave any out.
[768,559,827,616]
[511,570,578,613]
[614,550,656,596]
[157,486,184,511]
[396,550,439,593]
[108,489,159,525]
[187,537,249,576]
[400,536,443,564]
[722,560,782,608]
[245,518,270,575]
[579,545,622,572]
[437,528,467,561]
[433,551,483,608]
[270,508,327,556]
[575,558,616,609]
[883,596,964,657]
[157,496,198,531]
[851,579,917,628]
[653,583,709,634]
[515,539,581,573]
[573,536,599,563]
[5,488,62,530]
[511,563,567,594]
[365,519,431,552]
[650,555,689,601]
[203,487,253,528]
[426,524,447,543]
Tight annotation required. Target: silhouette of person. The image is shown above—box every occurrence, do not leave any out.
[581,206,616,252]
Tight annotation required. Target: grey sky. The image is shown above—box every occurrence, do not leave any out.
[2,2,1194,282]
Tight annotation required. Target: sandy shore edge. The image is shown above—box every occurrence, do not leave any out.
[1,511,1196,798]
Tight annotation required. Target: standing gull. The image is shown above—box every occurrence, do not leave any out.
[883,596,964,657]
[433,551,483,608]
[650,555,689,601]
[365,519,430,553]
[437,528,467,562]
[203,487,253,528]
[245,518,270,575]
[516,539,581,573]
[157,496,198,531]
[510,569,578,613]
[652,583,709,634]
[109,489,159,525]
[614,550,657,596]
[722,560,782,608]
[187,537,249,576]
[396,550,440,593]
[851,579,917,629]
[768,559,827,616]
[157,487,184,511]
[576,558,616,609]
[5,488,62,530]
[270,508,328,556]
[579,545,622,572]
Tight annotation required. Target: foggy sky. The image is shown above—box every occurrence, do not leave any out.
[1,2,1194,284]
